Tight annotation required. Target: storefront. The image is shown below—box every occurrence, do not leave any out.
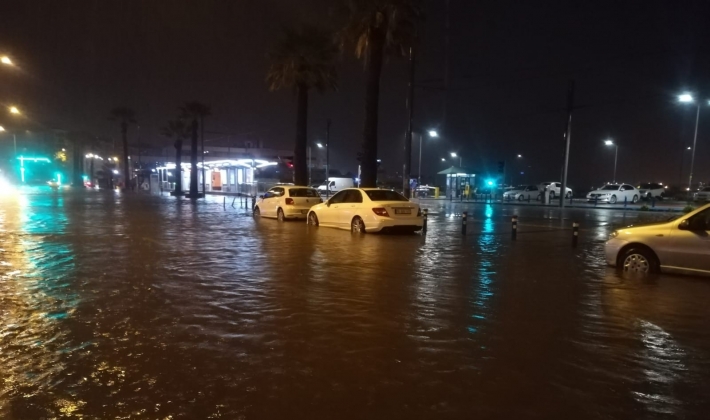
[156,159,278,195]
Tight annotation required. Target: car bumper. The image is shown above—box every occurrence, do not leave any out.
[283,207,311,219]
[587,196,611,202]
[604,238,628,267]
[365,216,423,233]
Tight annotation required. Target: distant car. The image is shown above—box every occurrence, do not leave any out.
[307,188,423,233]
[605,203,710,276]
[503,185,539,201]
[415,185,437,198]
[637,182,665,200]
[537,182,573,199]
[254,186,322,221]
[694,186,710,202]
[586,183,640,204]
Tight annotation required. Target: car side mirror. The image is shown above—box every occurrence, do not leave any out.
[326,200,331,207]
[679,219,690,230]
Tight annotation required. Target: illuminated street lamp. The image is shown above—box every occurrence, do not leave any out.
[1,56,12,66]
[678,92,710,192]
[9,106,20,115]
[450,152,462,167]
[604,139,618,183]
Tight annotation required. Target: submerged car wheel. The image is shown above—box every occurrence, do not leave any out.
[620,247,658,274]
[277,208,285,222]
[253,206,261,217]
[632,195,639,204]
[609,195,617,204]
[351,216,365,233]
[308,212,319,226]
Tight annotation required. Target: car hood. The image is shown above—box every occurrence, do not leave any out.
[588,190,616,195]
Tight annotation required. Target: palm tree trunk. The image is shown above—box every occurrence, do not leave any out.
[189,119,199,197]
[294,83,309,185]
[361,26,386,188]
[175,140,183,194]
[122,121,130,190]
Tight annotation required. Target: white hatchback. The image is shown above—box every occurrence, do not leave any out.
[254,186,322,221]
[307,188,423,233]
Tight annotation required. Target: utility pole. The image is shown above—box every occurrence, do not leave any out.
[560,80,574,208]
[403,45,415,198]
[442,0,451,135]
[201,116,206,195]
[326,119,331,198]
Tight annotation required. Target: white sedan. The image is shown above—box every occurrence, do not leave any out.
[587,183,640,204]
[307,188,423,233]
[254,186,322,221]
[503,185,539,201]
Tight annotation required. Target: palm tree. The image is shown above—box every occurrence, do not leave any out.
[267,25,338,186]
[109,107,136,190]
[180,101,211,198]
[341,0,420,187]
[162,118,188,195]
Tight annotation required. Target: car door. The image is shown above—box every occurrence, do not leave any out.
[260,188,277,217]
[339,190,363,228]
[622,184,636,202]
[525,186,535,200]
[665,208,710,273]
[320,190,347,225]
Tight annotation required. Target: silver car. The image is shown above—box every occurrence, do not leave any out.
[605,203,710,276]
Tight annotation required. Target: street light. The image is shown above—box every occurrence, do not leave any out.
[677,92,710,193]
[417,129,438,186]
[9,106,20,115]
[604,139,618,183]
[1,56,12,66]
[428,130,439,138]
[450,152,462,166]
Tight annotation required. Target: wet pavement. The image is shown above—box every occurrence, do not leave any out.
[1,187,710,419]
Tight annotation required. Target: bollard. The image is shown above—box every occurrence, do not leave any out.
[572,222,579,247]
[422,209,428,233]
[462,211,468,235]
[511,215,518,240]
[569,194,573,206]
[594,195,598,207]
[232,196,237,208]
[651,196,656,208]
[624,196,627,208]
[251,195,256,210]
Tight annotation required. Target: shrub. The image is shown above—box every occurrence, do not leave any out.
[682,205,694,214]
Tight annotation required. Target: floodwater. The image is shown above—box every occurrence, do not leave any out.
[1,188,709,419]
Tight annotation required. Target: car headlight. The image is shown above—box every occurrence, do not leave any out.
[609,231,618,239]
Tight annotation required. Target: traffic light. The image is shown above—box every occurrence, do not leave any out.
[497,161,505,174]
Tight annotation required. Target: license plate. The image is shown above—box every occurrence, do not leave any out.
[301,210,308,214]
[394,208,411,215]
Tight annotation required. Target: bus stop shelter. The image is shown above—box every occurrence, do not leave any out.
[438,166,476,199]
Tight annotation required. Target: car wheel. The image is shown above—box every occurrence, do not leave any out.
[620,247,659,274]
[307,212,319,226]
[565,191,572,199]
[277,208,285,222]
[253,206,261,217]
[632,195,639,204]
[609,195,617,204]
[536,193,542,201]
[518,195,525,201]
[351,216,365,234]
[646,192,653,200]
[549,191,555,199]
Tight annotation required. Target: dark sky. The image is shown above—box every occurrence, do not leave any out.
[2,0,709,189]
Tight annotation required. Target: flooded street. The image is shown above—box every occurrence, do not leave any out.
[1,188,710,419]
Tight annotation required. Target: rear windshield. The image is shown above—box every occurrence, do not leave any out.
[289,188,319,197]
[365,190,408,201]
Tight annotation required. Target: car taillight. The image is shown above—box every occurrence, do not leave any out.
[417,207,421,217]
[372,207,389,217]
[285,198,294,205]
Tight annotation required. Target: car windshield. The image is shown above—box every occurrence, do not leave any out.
[515,185,527,190]
[365,190,408,201]
[601,185,620,190]
[289,188,319,197]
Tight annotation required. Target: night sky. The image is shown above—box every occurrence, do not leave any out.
[2,0,709,189]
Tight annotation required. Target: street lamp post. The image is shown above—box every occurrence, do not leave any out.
[678,93,708,193]
[604,139,618,183]
[417,130,438,187]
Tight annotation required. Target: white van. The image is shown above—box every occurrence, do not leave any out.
[317,177,354,194]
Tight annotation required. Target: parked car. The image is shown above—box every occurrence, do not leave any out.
[637,182,666,200]
[254,186,322,221]
[605,203,710,276]
[503,185,539,201]
[317,177,355,194]
[536,182,572,199]
[694,186,710,202]
[307,188,423,233]
[586,184,640,204]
